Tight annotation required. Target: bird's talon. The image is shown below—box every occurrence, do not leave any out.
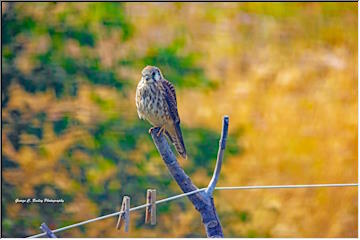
[157,126,165,137]
[148,127,156,134]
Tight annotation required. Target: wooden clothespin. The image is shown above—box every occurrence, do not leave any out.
[40,222,57,238]
[145,189,156,225]
[116,196,130,232]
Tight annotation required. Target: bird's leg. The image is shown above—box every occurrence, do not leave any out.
[157,125,166,137]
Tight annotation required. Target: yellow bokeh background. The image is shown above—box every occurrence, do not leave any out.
[2,2,357,237]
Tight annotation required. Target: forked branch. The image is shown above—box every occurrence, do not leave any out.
[150,116,229,238]
[206,116,229,196]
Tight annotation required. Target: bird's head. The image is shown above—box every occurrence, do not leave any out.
[141,66,162,83]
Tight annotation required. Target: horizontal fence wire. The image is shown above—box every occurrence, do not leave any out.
[28,183,358,238]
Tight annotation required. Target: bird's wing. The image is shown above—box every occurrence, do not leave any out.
[161,78,187,158]
[161,79,179,123]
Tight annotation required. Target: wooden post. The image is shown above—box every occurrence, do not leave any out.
[145,189,156,225]
[40,222,57,238]
[116,196,130,232]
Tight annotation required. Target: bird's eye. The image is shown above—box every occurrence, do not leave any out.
[152,72,156,78]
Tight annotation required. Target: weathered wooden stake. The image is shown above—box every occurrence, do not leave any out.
[145,189,156,225]
[40,222,57,238]
[116,196,130,232]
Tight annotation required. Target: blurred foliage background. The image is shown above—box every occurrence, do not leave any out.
[1,2,357,238]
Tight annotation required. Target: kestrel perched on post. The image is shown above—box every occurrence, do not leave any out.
[136,66,187,159]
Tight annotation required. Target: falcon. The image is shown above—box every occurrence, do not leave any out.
[136,66,187,159]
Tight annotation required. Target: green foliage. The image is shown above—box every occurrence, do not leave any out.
[239,211,250,223]
[143,43,218,89]
[184,128,241,175]
[53,116,71,135]
[2,2,131,104]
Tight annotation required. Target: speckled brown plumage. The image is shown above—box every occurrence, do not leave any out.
[136,66,187,159]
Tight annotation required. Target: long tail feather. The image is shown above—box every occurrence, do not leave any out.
[165,123,187,159]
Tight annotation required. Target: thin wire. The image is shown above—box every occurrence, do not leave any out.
[28,183,358,238]
[28,188,207,238]
[215,183,359,190]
